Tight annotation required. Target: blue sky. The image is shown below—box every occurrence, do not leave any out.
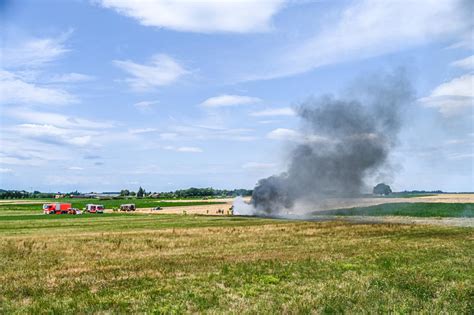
[0,0,472,193]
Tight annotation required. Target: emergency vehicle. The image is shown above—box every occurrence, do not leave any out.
[43,203,72,214]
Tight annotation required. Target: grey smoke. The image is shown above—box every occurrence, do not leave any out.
[251,71,413,215]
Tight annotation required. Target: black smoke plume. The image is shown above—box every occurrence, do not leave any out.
[251,71,413,215]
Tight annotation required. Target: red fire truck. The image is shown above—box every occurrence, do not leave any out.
[43,203,72,214]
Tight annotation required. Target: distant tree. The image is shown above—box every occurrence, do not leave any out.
[130,191,136,197]
[373,183,392,195]
[137,187,145,198]
[120,189,130,196]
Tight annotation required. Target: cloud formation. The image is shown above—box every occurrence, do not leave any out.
[0,32,71,68]
[133,100,159,111]
[163,146,203,153]
[451,55,474,70]
[97,0,284,33]
[267,128,301,141]
[200,94,261,108]
[0,70,77,105]
[250,107,295,117]
[114,54,188,91]
[420,74,473,116]
[249,0,470,80]
[46,72,95,83]
[242,162,276,170]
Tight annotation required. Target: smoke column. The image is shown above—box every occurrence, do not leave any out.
[239,71,413,216]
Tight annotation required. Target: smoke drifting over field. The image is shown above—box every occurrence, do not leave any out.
[235,71,413,216]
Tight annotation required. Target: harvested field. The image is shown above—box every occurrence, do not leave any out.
[0,213,472,313]
[343,215,474,227]
[292,194,474,213]
[0,198,473,313]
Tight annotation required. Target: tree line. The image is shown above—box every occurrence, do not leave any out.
[0,190,56,199]
[120,187,253,198]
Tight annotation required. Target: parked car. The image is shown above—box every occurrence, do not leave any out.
[68,208,82,215]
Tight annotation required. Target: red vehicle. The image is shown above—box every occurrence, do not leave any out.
[43,203,72,214]
[86,204,104,214]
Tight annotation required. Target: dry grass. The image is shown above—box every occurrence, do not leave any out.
[0,214,472,313]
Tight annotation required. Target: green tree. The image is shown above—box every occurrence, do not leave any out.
[120,189,130,196]
[373,183,392,195]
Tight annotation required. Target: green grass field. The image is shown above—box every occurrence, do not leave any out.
[319,202,474,217]
[0,201,472,313]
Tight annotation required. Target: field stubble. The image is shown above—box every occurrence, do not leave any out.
[0,214,472,313]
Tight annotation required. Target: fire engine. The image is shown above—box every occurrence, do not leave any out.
[85,204,104,214]
[43,203,72,214]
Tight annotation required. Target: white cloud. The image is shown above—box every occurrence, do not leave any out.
[267,128,301,141]
[128,128,158,134]
[97,0,284,33]
[267,128,332,143]
[68,166,84,171]
[46,72,95,83]
[429,75,473,98]
[420,74,474,116]
[242,162,276,169]
[5,108,116,129]
[15,124,95,147]
[0,33,82,106]
[0,135,73,167]
[250,0,470,80]
[0,70,77,105]
[0,168,13,173]
[159,133,178,140]
[133,100,159,111]
[163,146,203,153]
[451,55,474,70]
[170,125,256,141]
[114,54,188,91]
[200,94,261,108]
[0,32,71,68]
[250,107,295,117]
[177,146,203,153]
[67,135,93,146]
[259,120,281,124]
[0,107,121,166]
[447,152,474,160]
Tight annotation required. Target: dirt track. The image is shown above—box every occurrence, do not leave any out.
[134,202,233,216]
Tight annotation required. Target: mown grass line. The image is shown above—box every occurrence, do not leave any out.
[0,214,282,236]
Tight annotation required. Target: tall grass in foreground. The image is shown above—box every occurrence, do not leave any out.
[0,215,472,313]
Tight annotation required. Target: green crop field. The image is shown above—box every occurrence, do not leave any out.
[0,201,472,313]
[319,202,474,217]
